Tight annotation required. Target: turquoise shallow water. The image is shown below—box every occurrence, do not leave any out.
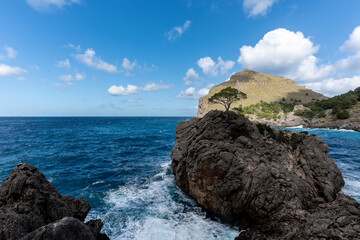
[0,118,359,239]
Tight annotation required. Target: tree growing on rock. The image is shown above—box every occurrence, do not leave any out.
[208,87,247,114]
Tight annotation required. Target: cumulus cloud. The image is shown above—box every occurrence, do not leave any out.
[26,0,80,12]
[197,57,235,77]
[108,82,171,96]
[166,20,191,41]
[243,0,278,17]
[56,59,70,68]
[217,57,235,75]
[108,84,138,96]
[74,48,117,73]
[340,26,360,52]
[183,68,199,85]
[0,64,26,77]
[337,26,360,72]
[238,28,333,82]
[306,76,360,96]
[177,84,214,99]
[198,84,215,97]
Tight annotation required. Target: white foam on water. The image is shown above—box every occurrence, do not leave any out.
[92,181,105,185]
[89,162,239,240]
[286,125,303,129]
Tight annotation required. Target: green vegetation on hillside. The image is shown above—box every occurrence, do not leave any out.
[235,101,295,120]
[301,87,360,120]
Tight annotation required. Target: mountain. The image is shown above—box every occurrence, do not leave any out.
[197,69,327,117]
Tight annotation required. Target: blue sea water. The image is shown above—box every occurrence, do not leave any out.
[0,118,359,239]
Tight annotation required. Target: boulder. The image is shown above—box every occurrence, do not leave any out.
[171,110,360,239]
[0,163,108,240]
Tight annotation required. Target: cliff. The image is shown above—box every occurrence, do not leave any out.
[197,69,327,118]
[171,110,360,239]
[0,163,109,240]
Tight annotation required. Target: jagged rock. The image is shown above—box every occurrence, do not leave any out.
[19,217,96,240]
[0,163,108,240]
[171,110,360,239]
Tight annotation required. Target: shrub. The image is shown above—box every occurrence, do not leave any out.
[336,110,350,119]
[318,110,326,118]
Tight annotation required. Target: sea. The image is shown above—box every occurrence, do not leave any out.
[0,117,359,240]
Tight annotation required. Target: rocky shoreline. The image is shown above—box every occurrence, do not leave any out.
[171,110,360,239]
[0,163,109,240]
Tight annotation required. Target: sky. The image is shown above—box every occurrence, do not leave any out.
[1,0,360,116]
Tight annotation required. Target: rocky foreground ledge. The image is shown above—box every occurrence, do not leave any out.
[171,110,360,239]
[0,163,109,240]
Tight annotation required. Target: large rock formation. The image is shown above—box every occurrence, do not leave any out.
[0,163,109,240]
[197,69,327,117]
[171,110,360,239]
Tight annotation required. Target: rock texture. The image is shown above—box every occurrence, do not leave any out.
[171,110,360,239]
[0,163,109,240]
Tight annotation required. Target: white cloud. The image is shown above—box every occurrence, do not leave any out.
[340,26,360,52]
[177,87,196,99]
[18,77,26,81]
[217,57,235,75]
[306,76,360,96]
[0,64,26,77]
[197,57,235,77]
[5,47,17,59]
[74,48,117,73]
[122,58,137,71]
[108,84,139,96]
[56,59,70,68]
[0,46,17,60]
[198,57,217,76]
[166,20,191,41]
[108,82,171,96]
[183,68,199,85]
[243,0,277,17]
[68,43,81,51]
[177,84,214,99]
[26,0,80,12]
[337,26,360,72]
[198,84,215,97]
[142,82,170,91]
[56,73,84,89]
[75,73,85,80]
[337,53,360,72]
[238,28,333,82]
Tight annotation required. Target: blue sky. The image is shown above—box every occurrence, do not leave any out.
[1,0,360,116]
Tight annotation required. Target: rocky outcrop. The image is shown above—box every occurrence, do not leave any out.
[197,69,327,118]
[171,110,360,239]
[0,163,109,240]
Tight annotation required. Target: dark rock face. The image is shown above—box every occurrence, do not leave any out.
[0,163,108,240]
[171,110,360,239]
